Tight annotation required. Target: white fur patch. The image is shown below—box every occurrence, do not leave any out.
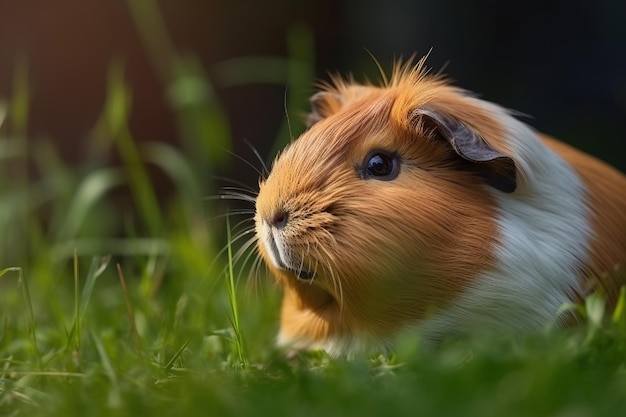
[277,329,388,358]
[416,104,591,341]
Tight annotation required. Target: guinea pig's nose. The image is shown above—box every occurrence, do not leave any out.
[270,210,289,229]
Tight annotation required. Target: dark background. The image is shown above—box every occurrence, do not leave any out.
[1,0,624,183]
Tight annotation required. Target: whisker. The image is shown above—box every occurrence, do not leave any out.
[303,241,313,284]
[231,233,258,266]
[237,252,254,288]
[244,139,270,179]
[229,228,257,246]
[205,210,256,222]
[316,228,343,311]
[219,185,258,196]
[249,251,267,296]
[205,192,257,204]
[228,216,256,231]
[215,233,258,289]
[244,252,261,292]
[225,149,267,180]
[204,156,264,300]
[206,228,253,297]
[284,87,294,142]
[226,208,256,215]
[212,227,257,268]
[231,215,255,228]
[211,176,258,194]
[235,239,263,288]
[320,227,339,247]
[318,243,344,313]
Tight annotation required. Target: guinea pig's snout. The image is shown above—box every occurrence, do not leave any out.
[258,206,315,281]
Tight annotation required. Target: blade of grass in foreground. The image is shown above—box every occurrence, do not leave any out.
[612,285,626,330]
[117,264,145,363]
[90,330,122,407]
[226,215,246,369]
[0,267,42,370]
[68,255,111,354]
[0,99,6,127]
[163,338,192,372]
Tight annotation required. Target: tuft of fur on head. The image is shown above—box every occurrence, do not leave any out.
[254,56,626,356]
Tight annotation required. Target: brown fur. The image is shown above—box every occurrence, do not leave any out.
[257,62,503,345]
[255,59,626,348]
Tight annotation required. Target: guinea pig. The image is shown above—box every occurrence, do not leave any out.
[253,57,626,356]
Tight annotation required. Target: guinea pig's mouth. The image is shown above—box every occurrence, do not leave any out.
[289,268,315,281]
[265,232,315,281]
[277,258,315,281]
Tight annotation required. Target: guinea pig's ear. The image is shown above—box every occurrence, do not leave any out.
[306,91,344,127]
[412,108,517,193]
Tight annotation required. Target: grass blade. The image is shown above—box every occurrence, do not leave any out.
[140,141,202,201]
[0,99,6,128]
[54,168,124,241]
[73,251,79,352]
[117,264,144,362]
[612,286,626,330]
[163,338,191,372]
[225,215,246,369]
[127,0,233,175]
[79,256,112,320]
[67,255,112,354]
[0,268,42,370]
[90,330,121,408]
[93,62,163,235]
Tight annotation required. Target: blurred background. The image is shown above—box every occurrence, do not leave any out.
[0,0,625,265]
[2,0,625,166]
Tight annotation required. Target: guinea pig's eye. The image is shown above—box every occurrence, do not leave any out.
[361,151,400,180]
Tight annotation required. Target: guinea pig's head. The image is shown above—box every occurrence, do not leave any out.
[254,61,518,353]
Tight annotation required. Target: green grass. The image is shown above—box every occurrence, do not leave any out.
[1,2,625,416]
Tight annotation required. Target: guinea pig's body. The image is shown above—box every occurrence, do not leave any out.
[254,60,626,356]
